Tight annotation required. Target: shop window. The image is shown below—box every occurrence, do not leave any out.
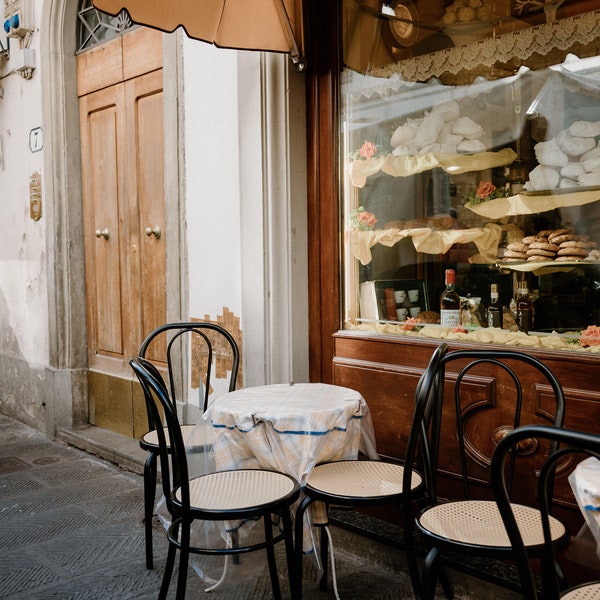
[341,2,600,352]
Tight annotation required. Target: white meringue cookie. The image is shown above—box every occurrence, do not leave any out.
[568,120,600,138]
[556,130,595,157]
[534,138,568,167]
[527,165,560,190]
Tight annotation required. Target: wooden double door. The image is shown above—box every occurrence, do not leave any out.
[77,28,166,434]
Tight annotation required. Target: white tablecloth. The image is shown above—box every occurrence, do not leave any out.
[190,382,378,483]
[569,456,600,559]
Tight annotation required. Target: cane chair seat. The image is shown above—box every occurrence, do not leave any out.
[562,584,600,599]
[178,469,297,511]
[141,424,198,449]
[418,500,565,550]
[306,460,422,500]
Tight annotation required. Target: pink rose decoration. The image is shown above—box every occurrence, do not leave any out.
[580,325,600,347]
[358,141,378,160]
[402,317,421,331]
[476,181,496,200]
[357,211,377,228]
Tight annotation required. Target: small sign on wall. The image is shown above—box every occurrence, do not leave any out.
[30,171,41,221]
[29,127,42,153]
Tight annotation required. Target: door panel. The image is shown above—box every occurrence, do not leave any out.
[126,70,167,365]
[80,84,131,374]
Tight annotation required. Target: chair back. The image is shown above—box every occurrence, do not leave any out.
[404,348,566,508]
[491,425,600,599]
[130,356,192,517]
[139,322,240,430]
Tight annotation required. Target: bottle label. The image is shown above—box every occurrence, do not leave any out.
[440,309,460,327]
[517,310,532,333]
[487,310,502,328]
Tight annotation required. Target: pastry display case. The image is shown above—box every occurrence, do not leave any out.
[341,4,600,353]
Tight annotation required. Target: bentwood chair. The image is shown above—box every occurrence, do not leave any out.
[294,343,449,598]
[492,424,600,599]
[138,322,239,569]
[402,349,567,600]
[130,357,300,600]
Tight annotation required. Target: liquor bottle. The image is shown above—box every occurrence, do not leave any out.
[487,283,503,328]
[440,269,461,327]
[516,285,533,333]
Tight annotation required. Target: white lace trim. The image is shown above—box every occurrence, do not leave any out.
[372,10,600,83]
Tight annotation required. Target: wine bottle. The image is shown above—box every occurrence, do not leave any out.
[440,269,461,327]
[516,285,533,333]
[487,283,503,328]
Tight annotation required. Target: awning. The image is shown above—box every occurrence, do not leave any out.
[91,0,305,70]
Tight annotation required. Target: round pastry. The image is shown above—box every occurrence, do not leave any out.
[416,311,440,324]
[507,242,528,252]
[521,236,540,245]
[550,233,579,245]
[527,255,551,262]
[557,247,588,257]
[526,249,556,258]
[384,220,405,229]
[559,240,587,249]
[529,242,559,252]
[549,228,573,238]
[404,218,429,229]
[555,255,585,261]
[501,257,524,263]
[538,230,554,237]
[504,250,528,259]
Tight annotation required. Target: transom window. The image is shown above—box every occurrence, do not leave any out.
[77,0,135,53]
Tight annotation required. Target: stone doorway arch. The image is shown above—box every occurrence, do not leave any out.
[39,0,182,434]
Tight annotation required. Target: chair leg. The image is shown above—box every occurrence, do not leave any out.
[319,524,329,591]
[281,507,299,600]
[294,495,313,600]
[159,539,177,600]
[404,511,423,599]
[264,514,282,600]
[422,547,453,600]
[143,451,157,570]
[176,521,191,600]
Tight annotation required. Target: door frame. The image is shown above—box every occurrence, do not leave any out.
[40,0,183,431]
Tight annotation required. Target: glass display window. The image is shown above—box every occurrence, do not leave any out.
[341,5,600,352]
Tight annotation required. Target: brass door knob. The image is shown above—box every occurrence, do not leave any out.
[145,225,161,239]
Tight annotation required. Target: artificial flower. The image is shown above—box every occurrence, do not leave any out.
[350,141,385,161]
[580,325,600,347]
[402,317,422,331]
[350,206,378,231]
[463,181,508,206]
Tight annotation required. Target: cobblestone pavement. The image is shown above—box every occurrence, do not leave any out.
[0,413,417,600]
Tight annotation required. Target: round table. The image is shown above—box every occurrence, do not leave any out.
[192,382,378,482]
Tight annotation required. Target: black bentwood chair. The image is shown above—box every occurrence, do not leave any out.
[492,425,600,599]
[294,343,449,598]
[402,349,567,600]
[138,322,240,570]
[130,357,300,600]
